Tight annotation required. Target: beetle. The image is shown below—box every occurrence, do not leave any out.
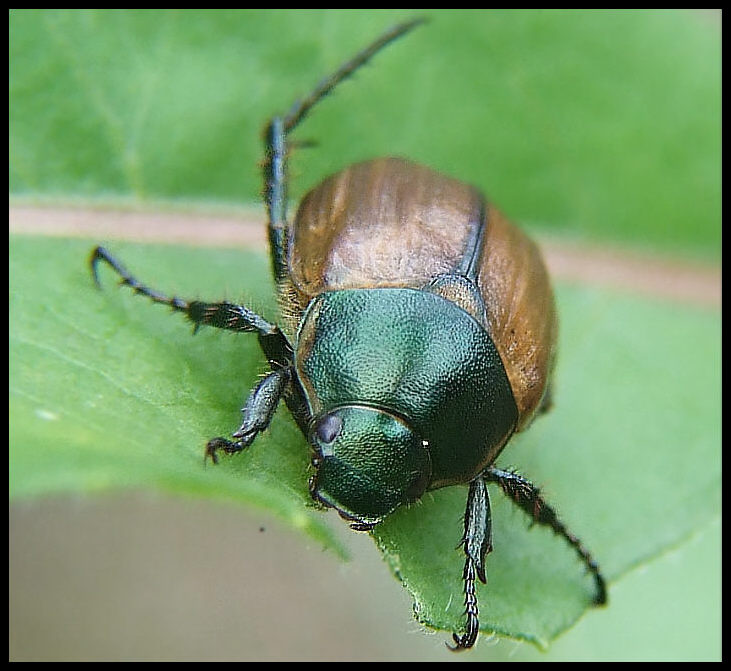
[89,18,607,650]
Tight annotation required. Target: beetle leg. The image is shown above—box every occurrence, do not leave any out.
[91,245,313,436]
[449,476,493,651]
[484,467,608,606]
[262,117,288,285]
[91,245,278,334]
[261,18,426,284]
[205,367,290,464]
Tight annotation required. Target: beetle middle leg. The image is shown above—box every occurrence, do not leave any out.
[90,245,310,449]
[485,467,608,606]
[451,468,607,650]
[90,246,283,341]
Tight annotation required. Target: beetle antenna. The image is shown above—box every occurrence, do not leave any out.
[283,17,428,133]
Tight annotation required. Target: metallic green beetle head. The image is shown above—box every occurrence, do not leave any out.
[308,405,432,529]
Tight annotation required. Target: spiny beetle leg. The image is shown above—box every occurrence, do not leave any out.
[449,476,493,651]
[90,245,309,452]
[485,467,608,606]
[262,17,427,284]
[205,368,290,464]
[90,245,285,341]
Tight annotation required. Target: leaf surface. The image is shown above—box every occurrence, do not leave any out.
[9,236,720,645]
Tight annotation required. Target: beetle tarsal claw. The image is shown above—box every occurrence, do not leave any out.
[204,436,248,465]
[447,626,479,652]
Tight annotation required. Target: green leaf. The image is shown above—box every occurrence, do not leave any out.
[9,235,720,647]
[9,9,720,259]
[373,285,721,646]
[9,237,346,556]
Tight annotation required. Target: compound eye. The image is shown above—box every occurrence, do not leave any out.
[314,413,343,445]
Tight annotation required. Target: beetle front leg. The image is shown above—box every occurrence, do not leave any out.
[485,467,607,606]
[90,245,312,441]
[205,367,290,464]
[449,476,493,651]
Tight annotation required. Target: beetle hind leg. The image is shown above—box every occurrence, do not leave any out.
[261,18,426,284]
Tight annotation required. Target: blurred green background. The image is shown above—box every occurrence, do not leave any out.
[10,8,720,258]
[9,9,720,662]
